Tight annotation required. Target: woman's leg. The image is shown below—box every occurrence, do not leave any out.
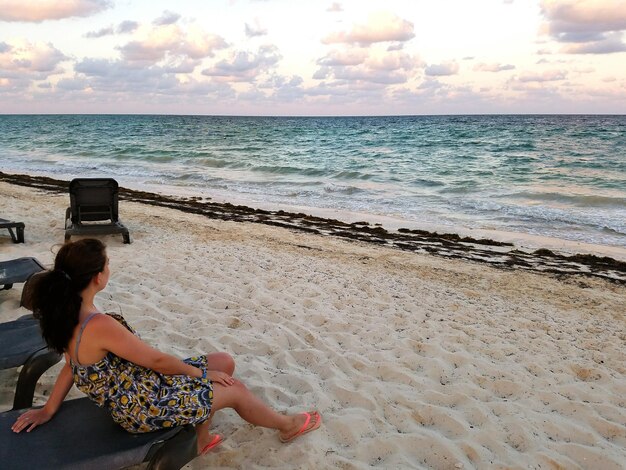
[209,380,315,439]
[195,352,235,453]
[196,419,220,454]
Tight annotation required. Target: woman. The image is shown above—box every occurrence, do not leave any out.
[11,239,321,454]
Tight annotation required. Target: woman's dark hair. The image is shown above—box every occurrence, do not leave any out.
[32,239,107,354]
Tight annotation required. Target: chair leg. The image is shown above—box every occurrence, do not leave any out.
[12,348,62,410]
[64,232,71,243]
[146,426,197,470]
[123,230,131,244]
[16,226,25,243]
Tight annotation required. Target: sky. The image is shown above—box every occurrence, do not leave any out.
[0,0,625,115]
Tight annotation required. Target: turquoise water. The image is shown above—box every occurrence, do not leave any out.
[1,114,625,247]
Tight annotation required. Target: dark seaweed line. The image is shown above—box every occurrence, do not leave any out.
[1,171,624,285]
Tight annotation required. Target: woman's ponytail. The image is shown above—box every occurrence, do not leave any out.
[32,239,107,354]
[33,270,82,354]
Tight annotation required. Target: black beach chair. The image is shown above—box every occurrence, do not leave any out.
[0,315,62,410]
[0,398,197,470]
[0,217,25,243]
[0,257,45,291]
[1,270,61,410]
[65,178,131,244]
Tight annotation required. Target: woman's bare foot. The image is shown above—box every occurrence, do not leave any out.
[195,419,223,454]
[279,411,322,443]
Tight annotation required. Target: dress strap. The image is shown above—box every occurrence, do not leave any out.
[74,312,100,366]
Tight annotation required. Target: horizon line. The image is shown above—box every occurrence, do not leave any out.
[1,112,625,118]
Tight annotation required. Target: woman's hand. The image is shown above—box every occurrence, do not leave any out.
[206,370,235,386]
[11,407,53,433]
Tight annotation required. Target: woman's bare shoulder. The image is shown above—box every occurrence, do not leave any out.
[87,313,125,331]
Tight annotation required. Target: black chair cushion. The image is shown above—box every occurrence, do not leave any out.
[0,316,47,369]
[0,398,183,470]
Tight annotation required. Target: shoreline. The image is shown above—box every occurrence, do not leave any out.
[2,171,625,284]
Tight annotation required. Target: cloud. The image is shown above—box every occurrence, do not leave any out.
[473,62,516,72]
[153,10,181,26]
[517,69,567,82]
[387,43,404,52]
[84,26,114,38]
[117,21,139,34]
[201,45,281,81]
[84,20,139,38]
[314,48,419,85]
[74,58,181,92]
[119,24,227,64]
[259,74,303,90]
[0,0,111,22]
[327,2,343,12]
[323,12,415,45]
[425,61,459,76]
[317,49,368,66]
[561,31,626,53]
[316,67,409,84]
[56,77,88,91]
[540,0,626,53]
[541,0,626,35]
[0,40,67,78]
[245,19,267,37]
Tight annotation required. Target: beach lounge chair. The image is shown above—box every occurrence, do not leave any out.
[0,315,62,410]
[0,398,197,470]
[1,269,62,410]
[0,218,25,243]
[64,178,131,244]
[0,257,45,291]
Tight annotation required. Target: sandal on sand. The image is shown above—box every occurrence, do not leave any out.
[280,411,322,443]
[200,434,223,455]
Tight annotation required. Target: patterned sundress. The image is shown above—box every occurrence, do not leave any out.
[70,313,213,433]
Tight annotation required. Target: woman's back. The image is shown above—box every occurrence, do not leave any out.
[66,312,111,367]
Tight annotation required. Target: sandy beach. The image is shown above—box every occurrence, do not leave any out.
[1,180,625,469]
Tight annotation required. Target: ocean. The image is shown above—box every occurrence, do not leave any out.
[1,114,624,248]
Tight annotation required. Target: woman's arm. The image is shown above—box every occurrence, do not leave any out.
[12,356,74,433]
[91,315,234,385]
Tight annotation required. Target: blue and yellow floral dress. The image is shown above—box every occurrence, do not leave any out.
[71,313,213,433]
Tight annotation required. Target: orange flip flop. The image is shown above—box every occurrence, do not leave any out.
[200,434,223,455]
[280,411,322,443]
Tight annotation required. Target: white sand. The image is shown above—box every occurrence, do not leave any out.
[1,181,625,469]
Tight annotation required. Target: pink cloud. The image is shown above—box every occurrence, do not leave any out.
[561,32,626,53]
[323,12,415,45]
[201,45,281,82]
[0,40,66,75]
[314,49,418,85]
[473,62,516,72]
[317,49,368,66]
[119,24,227,64]
[153,10,180,26]
[540,0,626,54]
[541,0,626,34]
[0,0,111,22]
[425,61,459,76]
[517,69,568,82]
